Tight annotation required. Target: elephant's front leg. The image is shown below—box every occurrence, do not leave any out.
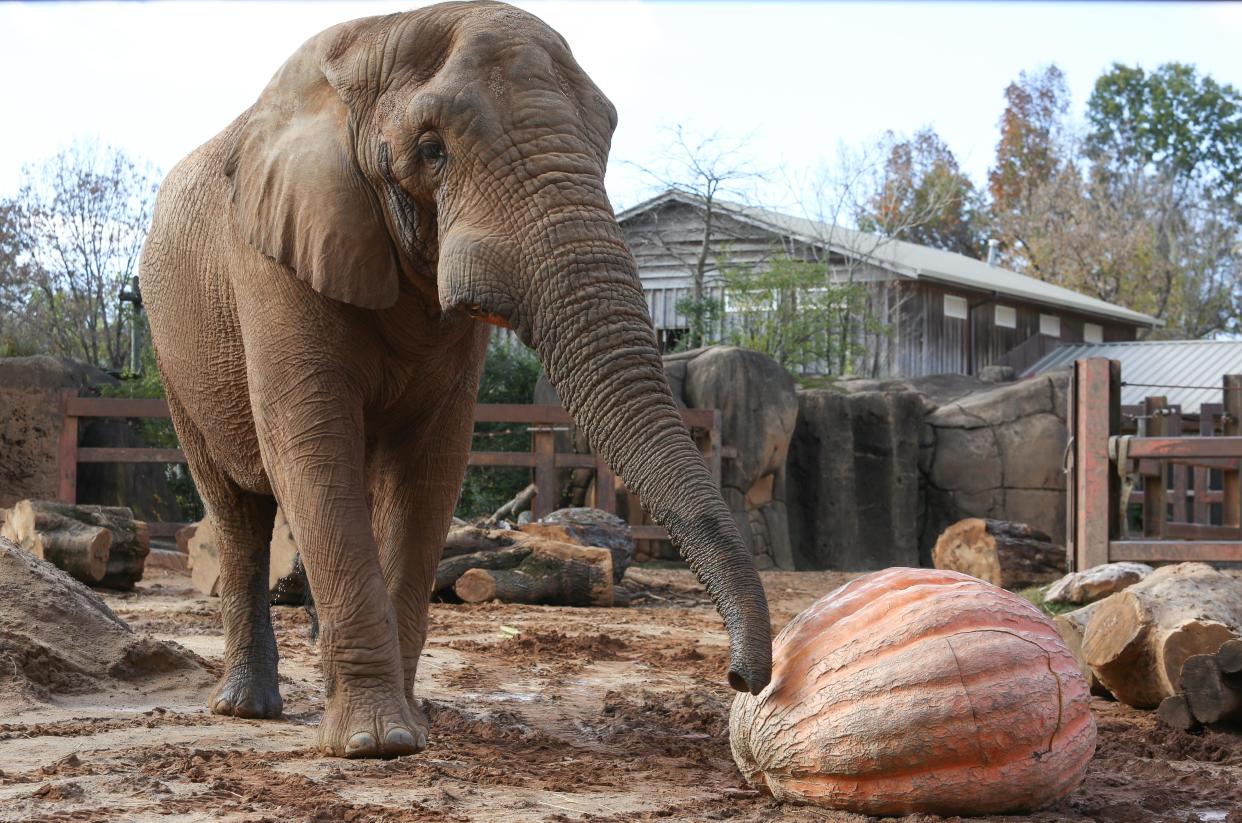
[369,395,478,737]
[256,404,419,759]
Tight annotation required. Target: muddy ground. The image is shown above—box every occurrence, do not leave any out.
[0,565,1239,823]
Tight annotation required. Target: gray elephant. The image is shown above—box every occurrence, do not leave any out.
[140,1,771,758]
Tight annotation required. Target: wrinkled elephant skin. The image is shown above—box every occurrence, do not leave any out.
[140,2,770,759]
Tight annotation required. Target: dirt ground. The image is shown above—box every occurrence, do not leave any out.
[1,565,1239,823]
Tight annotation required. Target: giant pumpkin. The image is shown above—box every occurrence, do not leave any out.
[730,568,1096,816]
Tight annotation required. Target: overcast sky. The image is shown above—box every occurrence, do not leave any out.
[1,1,1240,212]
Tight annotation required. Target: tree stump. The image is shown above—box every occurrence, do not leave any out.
[453,538,613,607]
[1082,562,1242,709]
[931,518,1065,589]
[187,519,219,597]
[0,500,149,589]
[1158,640,1242,730]
[268,507,304,604]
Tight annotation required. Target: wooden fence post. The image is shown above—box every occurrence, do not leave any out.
[1073,358,1119,570]
[533,428,557,519]
[56,390,78,504]
[1225,375,1241,529]
[1143,396,1168,537]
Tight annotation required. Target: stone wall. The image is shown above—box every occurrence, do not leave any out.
[786,370,1070,570]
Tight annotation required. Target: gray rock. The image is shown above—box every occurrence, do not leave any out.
[1046,562,1154,605]
[979,365,1016,383]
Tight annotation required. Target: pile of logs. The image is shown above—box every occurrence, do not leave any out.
[931,518,1065,590]
[0,500,149,590]
[1158,640,1242,730]
[1052,563,1242,711]
[185,508,635,609]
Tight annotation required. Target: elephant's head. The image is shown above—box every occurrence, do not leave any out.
[225,1,771,694]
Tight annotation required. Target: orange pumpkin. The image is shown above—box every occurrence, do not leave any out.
[730,568,1096,816]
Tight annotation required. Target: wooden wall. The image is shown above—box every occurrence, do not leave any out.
[622,198,1142,378]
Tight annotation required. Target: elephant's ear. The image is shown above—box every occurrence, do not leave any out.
[225,29,400,310]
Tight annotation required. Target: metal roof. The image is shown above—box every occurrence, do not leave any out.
[617,190,1161,328]
[1024,339,1242,413]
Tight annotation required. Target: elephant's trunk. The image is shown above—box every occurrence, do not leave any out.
[521,237,772,695]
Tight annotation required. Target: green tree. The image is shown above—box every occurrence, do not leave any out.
[721,256,876,376]
[455,334,544,519]
[1087,62,1242,201]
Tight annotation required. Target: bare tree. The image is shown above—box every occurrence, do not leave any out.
[12,142,158,370]
[628,126,764,348]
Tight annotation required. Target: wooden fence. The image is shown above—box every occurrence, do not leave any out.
[1068,358,1242,569]
[57,392,721,543]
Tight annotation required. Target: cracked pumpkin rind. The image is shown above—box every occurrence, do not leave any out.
[729,567,1096,816]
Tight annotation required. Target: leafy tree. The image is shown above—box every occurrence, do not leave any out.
[10,142,158,371]
[455,334,544,519]
[1087,62,1242,201]
[630,126,763,348]
[989,65,1070,220]
[721,256,875,375]
[860,128,986,258]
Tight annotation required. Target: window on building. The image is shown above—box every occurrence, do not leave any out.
[1040,314,1061,337]
[1083,322,1103,343]
[944,294,968,320]
[994,305,1016,328]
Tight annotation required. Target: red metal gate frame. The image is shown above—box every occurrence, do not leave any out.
[1068,358,1242,569]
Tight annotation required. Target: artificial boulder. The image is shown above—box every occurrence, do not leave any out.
[786,388,922,570]
[1045,562,1153,606]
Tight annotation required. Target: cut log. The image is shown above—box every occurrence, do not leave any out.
[442,526,522,560]
[1218,638,1242,677]
[1081,562,1242,709]
[1053,602,1110,697]
[1157,694,1198,731]
[0,500,149,589]
[268,507,304,604]
[187,519,219,597]
[520,507,635,583]
[931,518,1065,589]
[1179,653,1242,725]
[433,545,532,595]
[453,538,612,607]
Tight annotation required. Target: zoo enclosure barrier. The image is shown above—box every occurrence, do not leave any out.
[56,392,725,544]
[1068,358,1242,570]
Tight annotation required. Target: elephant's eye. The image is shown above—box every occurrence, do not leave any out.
[418,141,446,164]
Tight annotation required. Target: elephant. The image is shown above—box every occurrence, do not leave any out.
[140,0,771,758]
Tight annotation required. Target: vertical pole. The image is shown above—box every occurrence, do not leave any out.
[1195,409,1214,524]
[533,428,556,520]
[594,460,617,515]
[1169,405,1186,523]
[1224,375,1241,529]
[1074,358,1117,570]
[57,390,78,504]
[1143,396,1168,537]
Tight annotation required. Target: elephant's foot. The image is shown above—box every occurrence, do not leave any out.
[318,684,427,758]
[209,665,283,719]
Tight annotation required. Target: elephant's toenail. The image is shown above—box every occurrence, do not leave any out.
[385,727,416,753]
[345,732,377,756]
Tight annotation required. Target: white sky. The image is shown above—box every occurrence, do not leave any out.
[2,1,1240,211]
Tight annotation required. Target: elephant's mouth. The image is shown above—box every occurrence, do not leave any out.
[463,303,512,329]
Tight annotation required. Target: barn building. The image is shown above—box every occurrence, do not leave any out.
[618,190,1161,377]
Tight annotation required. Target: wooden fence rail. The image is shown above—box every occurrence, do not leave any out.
[57,391,722,543]
[1068,359,1242,569]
